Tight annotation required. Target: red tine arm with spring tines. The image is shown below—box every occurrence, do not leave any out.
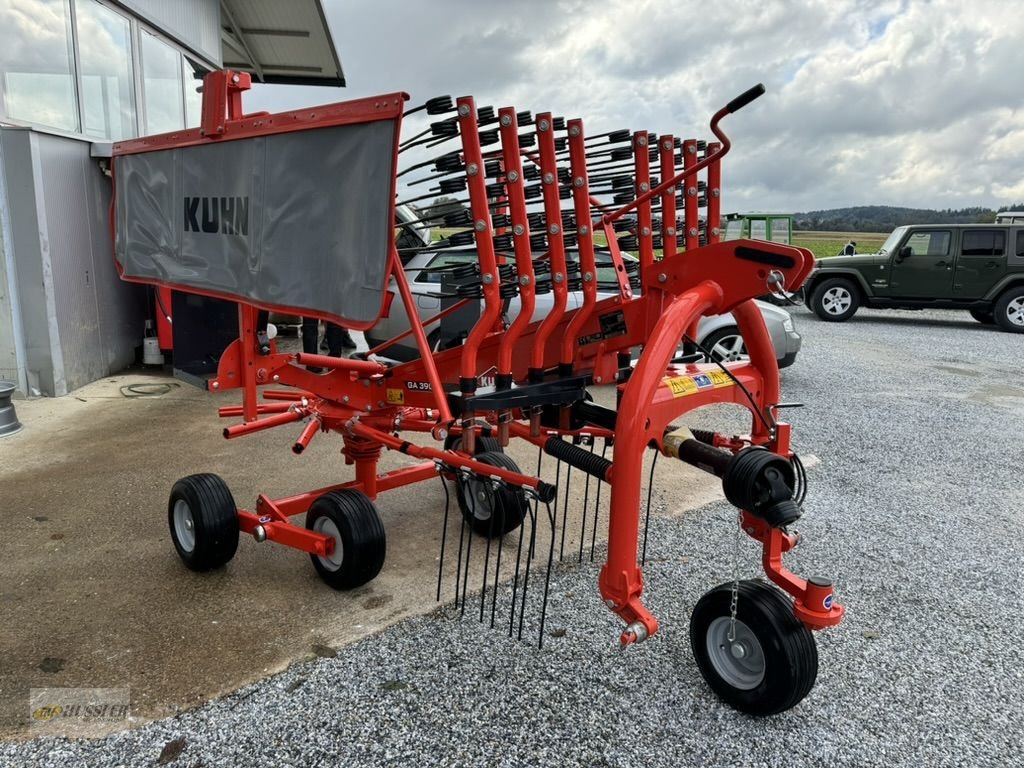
[633,131,656,272]
[560,118,598,369]
[455,96,502,390]
[495,107,536,378]
[528,113,569,379]
[683,139,699,252]
[706,141,722,244]
[659,134,678,257]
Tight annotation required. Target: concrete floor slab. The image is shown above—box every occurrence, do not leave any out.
[0,360,744,739]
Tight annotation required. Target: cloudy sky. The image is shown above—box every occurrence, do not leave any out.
[247,0,1024,213]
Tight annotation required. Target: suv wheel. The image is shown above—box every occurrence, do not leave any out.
[993,286,1024,333]
[810,278,859,322]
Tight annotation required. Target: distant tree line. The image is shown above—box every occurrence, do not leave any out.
[793,204,1024,232]
[423,197,1024,233]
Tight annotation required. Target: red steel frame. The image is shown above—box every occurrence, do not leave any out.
[112,71,844,644]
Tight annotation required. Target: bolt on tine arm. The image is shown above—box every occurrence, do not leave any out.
[600,83,765,229]
[494,106,537,443]
[527,113,570,386]
[455,96,503,452]
[559,118,599,373]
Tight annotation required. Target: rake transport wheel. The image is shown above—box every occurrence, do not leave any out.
[305,490,386,590]
[690,579,818,716]
[168,474,240,571]
[455,451,528,538]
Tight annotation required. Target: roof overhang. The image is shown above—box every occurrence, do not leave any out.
[220,0,345,87]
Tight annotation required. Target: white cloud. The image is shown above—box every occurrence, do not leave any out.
[245,0,1024,212]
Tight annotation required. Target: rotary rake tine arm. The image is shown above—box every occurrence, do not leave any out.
[559,118,599,372]
[526,113,570,383]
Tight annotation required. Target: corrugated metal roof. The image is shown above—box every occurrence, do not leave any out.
[220,0,344,87]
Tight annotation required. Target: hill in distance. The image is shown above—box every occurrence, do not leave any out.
[793,204,1024,233]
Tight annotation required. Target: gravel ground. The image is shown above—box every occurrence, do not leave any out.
[3,306,1023,767]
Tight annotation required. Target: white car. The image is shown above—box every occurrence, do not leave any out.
[368,245,802,367]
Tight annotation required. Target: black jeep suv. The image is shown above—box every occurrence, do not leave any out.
[804,224,1024,333]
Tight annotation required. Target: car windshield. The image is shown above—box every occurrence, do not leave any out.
[877,227,907,256]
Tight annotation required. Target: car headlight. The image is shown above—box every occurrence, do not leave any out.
[782,316,795,333]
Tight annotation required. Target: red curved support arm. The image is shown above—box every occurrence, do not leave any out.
[731,299,780,439]
[599,281,722,642]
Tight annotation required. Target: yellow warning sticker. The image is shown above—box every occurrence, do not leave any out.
[386,388,405,405]
[665,376,699,397]
[663,370,735,398]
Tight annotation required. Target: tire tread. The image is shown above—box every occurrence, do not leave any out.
[168,473,239,572]
[690,578,818,716]
[306,490,386,590]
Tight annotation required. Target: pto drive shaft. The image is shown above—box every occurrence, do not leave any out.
[663,427,801,527]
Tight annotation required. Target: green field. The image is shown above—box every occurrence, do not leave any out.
[432,226,888,262]
[792,231,889,260]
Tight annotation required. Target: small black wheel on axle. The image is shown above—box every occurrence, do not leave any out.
[305,490,386,590]
[168,473,240,571]
[444,433,503,454]
[455,451,528,538]
[689,579,818,716]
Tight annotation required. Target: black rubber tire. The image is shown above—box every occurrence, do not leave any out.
[454,451,528,537]
[444,429,502,455]
[305,490,386,590]
[690,579,818,716]
[810,277,859,322]
[168,474,239,571]
[969,309,995,325]
[699,325,748,364]
[993,286,1024,333]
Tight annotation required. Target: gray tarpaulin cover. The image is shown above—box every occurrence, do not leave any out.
[114,120,396,326]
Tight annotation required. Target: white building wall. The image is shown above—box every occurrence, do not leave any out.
[0,128,147,396]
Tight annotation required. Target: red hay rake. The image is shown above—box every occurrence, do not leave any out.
[112,71,843,715]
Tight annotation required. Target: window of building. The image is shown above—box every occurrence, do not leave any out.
[140,29,184,134]
[1,2,214,140]
[76,0,135,140]
[0,0,79,132]
[183,58,205,128]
